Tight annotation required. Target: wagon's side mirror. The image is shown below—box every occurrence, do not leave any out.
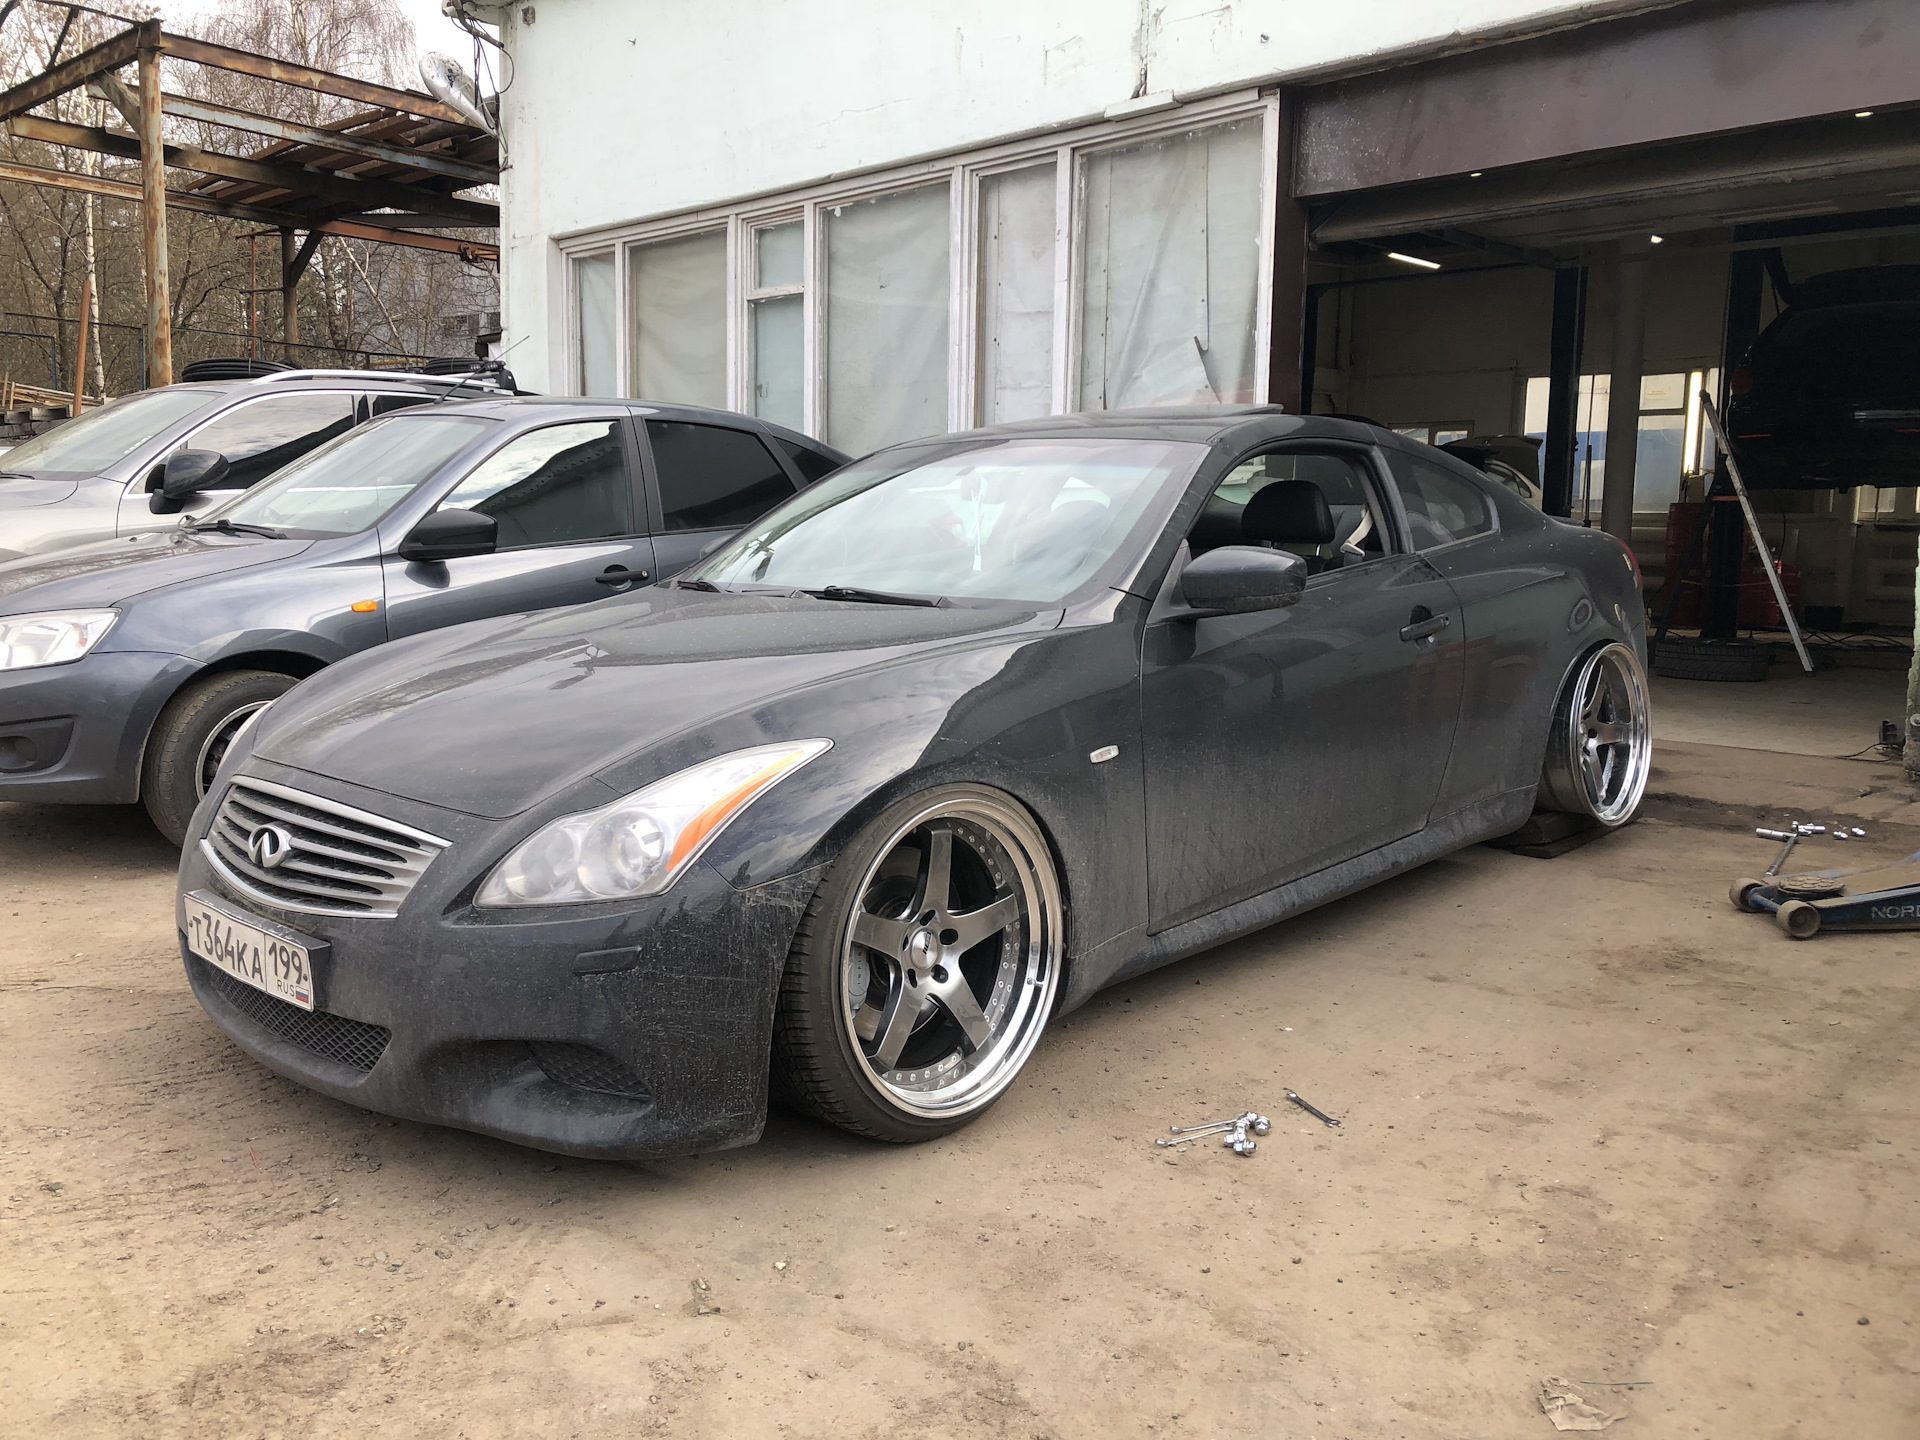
[149,449,230,513]
[397,508,498,563]
[1177,545,1307,616]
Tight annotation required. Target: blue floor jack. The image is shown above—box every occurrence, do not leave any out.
[1731,823,1920,939]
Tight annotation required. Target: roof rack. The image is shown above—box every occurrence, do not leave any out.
[248,368,509,388]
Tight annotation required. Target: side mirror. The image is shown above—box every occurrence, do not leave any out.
[149,449,230,513]
[1177,545,1307,616]
[397,508,498,563]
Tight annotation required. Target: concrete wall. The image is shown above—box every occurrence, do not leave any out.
[496,0,1657,391]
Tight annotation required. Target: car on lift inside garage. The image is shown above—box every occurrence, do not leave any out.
[0,397,845,842]
[1726,264,1920,488]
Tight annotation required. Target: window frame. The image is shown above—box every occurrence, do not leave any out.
[556,90,1279,438]
[1384,444,1504,556]
[425,413,647,552]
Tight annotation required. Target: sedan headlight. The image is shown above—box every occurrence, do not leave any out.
[0,610,117,671]
[475,739,831,907]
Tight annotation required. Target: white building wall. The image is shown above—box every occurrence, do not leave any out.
[498,0,1655,392]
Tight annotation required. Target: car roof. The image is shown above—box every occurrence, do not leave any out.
[410,395,849,457]
[894,404,1397,450]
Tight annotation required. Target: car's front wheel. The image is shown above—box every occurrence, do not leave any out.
[142,669,295,845]
[771,784,1065,1142]
[1536,641,1652,827]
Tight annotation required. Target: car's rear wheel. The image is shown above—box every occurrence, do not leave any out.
[142,669,294,846]
[1536,642,1652,827]
[771,784,1065,1142]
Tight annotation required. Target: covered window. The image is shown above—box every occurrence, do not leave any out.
[628,230,727,407]
[1077,119,1264,410]
[574,253,616,397]
[564,97,1275,452]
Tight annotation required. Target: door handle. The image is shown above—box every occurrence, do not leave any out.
[594,566,649,586]
[1399,606,1450,642]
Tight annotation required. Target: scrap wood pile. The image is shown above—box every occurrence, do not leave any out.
[0,377,75,438]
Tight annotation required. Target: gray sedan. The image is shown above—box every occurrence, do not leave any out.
[0,397,844,841]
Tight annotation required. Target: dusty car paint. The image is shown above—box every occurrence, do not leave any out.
[177,409,1645,1160]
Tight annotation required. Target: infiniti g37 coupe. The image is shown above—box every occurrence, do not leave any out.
[175,406,1650,1157]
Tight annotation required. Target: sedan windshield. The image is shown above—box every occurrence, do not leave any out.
[689,437,1205,604]
[0,387,213,475]
[203,413,493,537]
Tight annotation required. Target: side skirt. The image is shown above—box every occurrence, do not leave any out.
[1059,787,1537,1011]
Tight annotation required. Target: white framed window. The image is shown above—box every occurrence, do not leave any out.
[558,91,1278,451]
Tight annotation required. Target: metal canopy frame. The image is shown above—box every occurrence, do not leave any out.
[0,16,501,384]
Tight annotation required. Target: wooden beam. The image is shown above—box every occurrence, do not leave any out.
[6,113,499,225]
[0,23,144,122]
[159,94,496,187]
[312,218,496,259]
[157,33,470,127]
[138,36,171,387]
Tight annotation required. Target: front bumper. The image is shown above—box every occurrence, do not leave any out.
[177,760,823,1161]
[0,650,195,804]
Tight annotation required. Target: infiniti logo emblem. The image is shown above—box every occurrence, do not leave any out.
[246,824,296,870]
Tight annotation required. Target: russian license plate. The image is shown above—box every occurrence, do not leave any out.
[183,890,317,1011]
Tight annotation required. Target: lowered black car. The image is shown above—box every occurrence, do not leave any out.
[176,407,1650,1158]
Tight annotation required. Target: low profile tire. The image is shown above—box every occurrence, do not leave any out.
[141,669,294,846]
[771,784,1065,1143]
[1536,642,1653,828]
[1730,878,1767,912]
[1652,637,1772,683]
[1776,900,1822,940]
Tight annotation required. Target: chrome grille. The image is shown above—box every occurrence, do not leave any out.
[202,776,449,919]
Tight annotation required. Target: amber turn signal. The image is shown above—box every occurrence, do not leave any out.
[351,599,379,613]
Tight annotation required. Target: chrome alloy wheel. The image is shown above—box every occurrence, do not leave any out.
[1540,642,1651,826]
[836,793,1063,1119]
[194,699,275,800]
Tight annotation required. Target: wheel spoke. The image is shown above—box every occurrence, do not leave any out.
[934,970,992,1051]
[872,978,929,1069]
[1589,721,1624,747]
[916,825,954,916]
[948,893,1020,953]
[1581,679,1606,725]
[852,909,914,957]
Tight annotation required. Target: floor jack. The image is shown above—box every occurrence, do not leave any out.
[1730,824,1920,939]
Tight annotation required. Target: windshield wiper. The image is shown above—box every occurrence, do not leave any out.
[806,585,940,607]
[671,577,722,592]
[189,518,285,539]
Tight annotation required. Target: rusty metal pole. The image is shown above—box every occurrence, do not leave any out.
[71,272,91,415]
[136,26,172,387]
[280,227,300,358]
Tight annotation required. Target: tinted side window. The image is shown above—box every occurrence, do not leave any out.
[649,420,798,530]
[1387,450,1496,550]
[367,393,437,418]
[771,435,843,484]
[438,421,632,548]
[187,392,356,488]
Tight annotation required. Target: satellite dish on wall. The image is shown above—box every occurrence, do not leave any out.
[420,52,494,131]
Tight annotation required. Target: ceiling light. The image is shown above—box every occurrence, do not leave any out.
[1650,234,1664,244]
[1469,171,1483,178]
[1855,109,1874,118]
[1386,251,1441,271]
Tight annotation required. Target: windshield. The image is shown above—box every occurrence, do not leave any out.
[0,388,213,474]
[689,437,1204,604]
[203,413,493,537]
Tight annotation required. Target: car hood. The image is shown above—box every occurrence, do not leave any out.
[0,530,313,611]
[253,588,1050,818]
[0,473,80,507]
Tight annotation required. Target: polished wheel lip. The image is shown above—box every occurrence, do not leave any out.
[1543,642,1652,826]
[194,699,277,801]
[836,792,1063,1121]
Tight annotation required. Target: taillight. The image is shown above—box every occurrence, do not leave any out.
[1729,365,1753,397]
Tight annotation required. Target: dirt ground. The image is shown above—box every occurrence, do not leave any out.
[3,741,1917,1439]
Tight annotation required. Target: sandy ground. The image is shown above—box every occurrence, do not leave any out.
[3,744,1918,1439]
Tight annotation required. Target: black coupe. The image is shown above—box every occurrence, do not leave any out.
[175,407,1651,1158]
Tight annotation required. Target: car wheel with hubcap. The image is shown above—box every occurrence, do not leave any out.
[1537,641,1652,827]
[142,669,295,846]
[772,784,1065,1142]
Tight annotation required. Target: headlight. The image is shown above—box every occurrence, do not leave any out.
[0,610,117,671]
[475,739,831,907]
